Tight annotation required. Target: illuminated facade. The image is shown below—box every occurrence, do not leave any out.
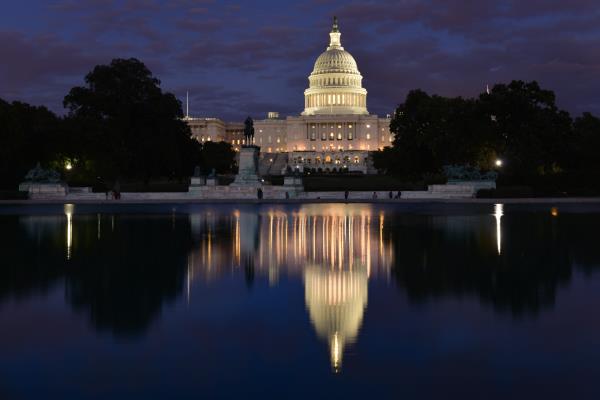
[186,17,392,174]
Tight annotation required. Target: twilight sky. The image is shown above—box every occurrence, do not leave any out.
[1,0,599,121]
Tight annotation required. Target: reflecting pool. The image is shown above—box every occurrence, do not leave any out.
[1,202,600,399]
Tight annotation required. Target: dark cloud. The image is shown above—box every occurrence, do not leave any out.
[1,0,600,120]
[0,31,102,108]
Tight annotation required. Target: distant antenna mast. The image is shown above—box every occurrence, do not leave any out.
[186,91,189,118]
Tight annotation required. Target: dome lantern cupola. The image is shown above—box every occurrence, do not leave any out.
[302,17,368,116]
[328,16,342,50]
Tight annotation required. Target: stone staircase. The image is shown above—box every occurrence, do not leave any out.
[259,152,288,176]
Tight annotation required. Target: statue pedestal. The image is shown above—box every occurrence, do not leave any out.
[231,146,261,187]
[21,182,68,198]
[190,176,206,186]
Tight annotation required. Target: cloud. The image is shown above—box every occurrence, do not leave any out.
[0,31,102,109]
[2,0,600,118]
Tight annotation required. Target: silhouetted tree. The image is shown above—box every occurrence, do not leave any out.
[0,99,62,188]
[199,141,237,174]
[572,112,600,171]
[63,58,200,182]
[375,81,577,182]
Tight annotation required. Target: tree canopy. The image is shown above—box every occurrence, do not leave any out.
[63,58,200,181]
[376,80,596,185]
[0,100,62,188]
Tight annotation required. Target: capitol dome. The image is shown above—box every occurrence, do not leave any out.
[312,48,359,75]
[302,17,368,116]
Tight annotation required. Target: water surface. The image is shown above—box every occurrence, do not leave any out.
[1,202,599,399]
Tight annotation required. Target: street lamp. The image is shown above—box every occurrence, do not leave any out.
[65,161,73,170]
[495,159,503,167]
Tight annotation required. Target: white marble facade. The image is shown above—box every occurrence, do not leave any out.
[186,17,392,174]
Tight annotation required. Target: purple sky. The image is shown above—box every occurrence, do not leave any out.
[1,0,599,121]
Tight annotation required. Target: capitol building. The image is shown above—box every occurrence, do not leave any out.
[185,17,392,174]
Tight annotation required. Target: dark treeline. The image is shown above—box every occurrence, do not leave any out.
[374,81,600,195]
[0,58,235,190]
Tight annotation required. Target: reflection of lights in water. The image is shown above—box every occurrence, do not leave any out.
[234,210,241,267]
[304,264,368,372]
[64,204,75,260]
[551,207,559,217]
[493,204,503,255]
[186,204,392,370]
[331,332,341,372]
[187,204,393,281]
[97,213,101,240]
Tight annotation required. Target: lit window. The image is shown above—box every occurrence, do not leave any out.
[337,132,342,140]
[366,124,371,128]
[337,125,342,128]
[348,124,353,128]
[366,133,371,140]
[277,137,280,143]
[329,132,335,140]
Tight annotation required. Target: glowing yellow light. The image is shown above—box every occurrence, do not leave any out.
[64,204,74,260]
[65,162,73,170]
[493,203,503,255]
[551,207,559,217]
[495,159,503,167]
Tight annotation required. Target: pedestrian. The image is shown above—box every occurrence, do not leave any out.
[344,190,349,201]
[114,179,121,200]
[285,191,289,199]
[372,191,378,199]
[389,191,393,199]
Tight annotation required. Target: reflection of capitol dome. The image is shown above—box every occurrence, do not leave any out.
[303,17,368,116]
[304,264,368,371]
